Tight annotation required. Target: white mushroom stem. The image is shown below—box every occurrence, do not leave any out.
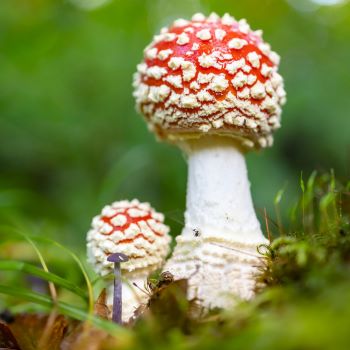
[107,275,149,323]
[164,135,268,309]
[182,135,266,244]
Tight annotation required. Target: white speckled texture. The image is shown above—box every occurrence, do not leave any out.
[164,237,265,309]
[133,13,286,149]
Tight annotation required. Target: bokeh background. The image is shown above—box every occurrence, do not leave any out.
[1,0,350,250]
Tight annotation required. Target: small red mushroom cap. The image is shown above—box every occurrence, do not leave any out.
[133,13,286,149]
[87,199,171,276]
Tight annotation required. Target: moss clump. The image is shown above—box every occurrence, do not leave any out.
[257,172,350,296]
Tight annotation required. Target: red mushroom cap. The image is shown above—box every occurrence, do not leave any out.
[133,13,286,148]
[87,199,171,276]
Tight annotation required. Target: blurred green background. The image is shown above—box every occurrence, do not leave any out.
[1,0,350,250]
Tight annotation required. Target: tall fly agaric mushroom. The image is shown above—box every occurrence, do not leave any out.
[133,13,286,309]
[87,199,171,322]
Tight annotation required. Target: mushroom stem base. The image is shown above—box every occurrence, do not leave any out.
[164,236,266,310]
[164,136,268,309]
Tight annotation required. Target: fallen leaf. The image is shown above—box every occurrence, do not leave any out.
[61,323,108,350]
[0,321,21,349]
[94,289,109,320]
[9,314,68,350]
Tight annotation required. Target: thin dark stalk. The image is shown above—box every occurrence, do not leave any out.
[107,253,129,325]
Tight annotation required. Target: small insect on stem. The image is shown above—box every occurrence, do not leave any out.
[157,271,174,289]
[144,271,175,296]
[146,271,175,307]
[193,228,201,237]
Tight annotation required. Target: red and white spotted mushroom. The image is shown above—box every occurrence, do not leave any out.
[87,199,171,322]
[133,13,286,310]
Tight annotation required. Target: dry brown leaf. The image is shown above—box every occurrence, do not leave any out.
[94,288,110,320]
[60,323,108,350]
[0,321,21,349]
[9,314,67,350]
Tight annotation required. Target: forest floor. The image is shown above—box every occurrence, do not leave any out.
[1,172,350,350]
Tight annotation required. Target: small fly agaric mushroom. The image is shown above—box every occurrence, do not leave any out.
[87,199,171,322]
[133,13,286,309]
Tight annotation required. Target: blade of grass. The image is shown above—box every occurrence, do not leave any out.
[0,285,128,337]
[0,225,58,302]
[305,171,317,233]
[0,226,94,318]
[300,172,305,231]
[24,235,57,304]
[330,169,339,223]
[0,260,87,300]
[320,192,334,230]
[289,201,298,229]
[27,235,94,317]
[11,230,65,347]
[264,208,272,243]
[274,184,287,235]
